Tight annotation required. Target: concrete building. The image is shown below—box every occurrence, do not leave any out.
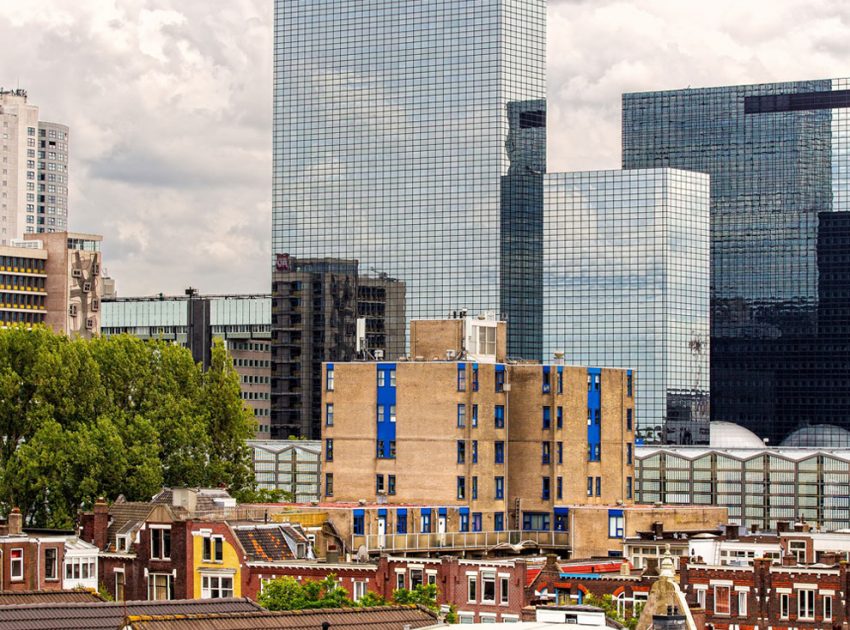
[0,89,69,244]
[544,169,710,444]
[0,243,47,327]
[247,439,321,502]
[101,294,272,438]
[271,256,405,439]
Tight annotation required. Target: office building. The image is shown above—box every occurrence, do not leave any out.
[247,439,321,502]
[272,0,547,360]
[544,169,710,444]
[622,78,850,444]
[101,294,272,437]
[271,257,405,439]
[0,89,69,244]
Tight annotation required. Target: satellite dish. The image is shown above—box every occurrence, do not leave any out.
[355,545,369,562]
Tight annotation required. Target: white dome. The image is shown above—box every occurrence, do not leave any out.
[709,421,765,448]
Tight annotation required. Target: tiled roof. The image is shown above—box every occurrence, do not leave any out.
[0,597,262,630]
[153,488,234,514]
[124,606,439,629]
[105,502,157,550]
[0,590,102,605]
[234,525,296,562]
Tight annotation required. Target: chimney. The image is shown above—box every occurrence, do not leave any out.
[652,521,664,539]
[93,498,109,549]
[820,552,838,566]
[725,524,738,540]
[620,561,632,576]
[7,507,22,535]
[781,553,797,567]
[777,521,790,533]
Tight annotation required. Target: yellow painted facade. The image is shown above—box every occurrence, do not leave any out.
[192,530,242,598]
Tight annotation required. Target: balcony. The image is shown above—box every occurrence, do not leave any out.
[354,530,570,554]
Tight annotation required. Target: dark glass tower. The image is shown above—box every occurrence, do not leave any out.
[272,0,546,360]
[623,78,850,444]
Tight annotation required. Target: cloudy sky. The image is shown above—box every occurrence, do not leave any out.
[2,0,848,296]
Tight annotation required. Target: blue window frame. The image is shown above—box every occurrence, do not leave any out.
[388,474,396,495]
[325,439,333,461]
[457,404,466,428]
[626,372,633,397]
[495,476,504,500]
[457,440,465,464]
[541,442,550,464]
[626,408,633,431]
[494,405,505,429]
[376,440,384,458]
[627,443,633,465]
[626,476,633,500]
[542,366,551,393]
[472,512,482,532]
[457,476,466,500]
[472,404,478,427]
[472,440,478,464]
[420,510,431,533]
[353,509,365,536]
[586,477,593,497]
[557,441,563,464]
[457,365,466,391]
[325,473,333,497]
[542,407,551,429]
[556,406,563,429]
[494,512,504,531]
[326,365,334,391]
[376,474,384,493]
[557,476,563,500]
[557,367,563,394]
[495,366,505,392]
[459,510,469,532]
[472,476,478,500]
[397,508,407,534]
[554,507,568,531]
[542,476,550,500]
[596,476,602,497]
[522,512,550,531]
[495,441,504,464]
[608,509,624,538]
[472,365,479,391]
[326,403,334,426]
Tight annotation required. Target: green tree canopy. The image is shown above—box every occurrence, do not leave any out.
[0,326,257,527]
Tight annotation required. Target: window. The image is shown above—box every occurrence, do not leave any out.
[554,509,568,531]
[587,477,593,497]
[780,592,790,619]
[713,585,731,615]
[148,574,173,600]
[542,367,551,393]
[696,589,706,609]
[389,441,396,458]
[390,369,396,386]
[472,476,478,500]
[541,442,550,464]
[627,373,633,397]
[458,366,466,391]
[789,540,806,563]
[556,476,563,500]
[353,512,365,536]
[482,573,496,603]
[467,575,478,603]
[325,439,333,461]
[479,326,496,355]
[541,477,550,500]
[495,368,505,392]
[326,367,334,391]
[389,405,396,422]
[608,511,624,538]
[460,512,469,532]
[557,407,563,429]
[557,370,563,394]
[798,589,815,620]
[824,594,833,621]
[457,440,466,463]
[522,512,550,531]
[542,407,551,429]
[396,572,405,590]
[420,511,431,533]
[626,477,633,500]
[737,591,747,617]
[626,408,633,431]
[627,443,633,465]
[494,512,504,531]
[472,512,482,532]
[10,548,23,580]
[377,404,384,422]
[388,475,396,495]
[494,405,505,428]
[471,404,478,427]
[44,548,58,580]
[353,580,367,601]
[326,403,334,426]
[202,536,224,562]
[397,510,407,533]
[376,474,385,493]
[495,476,504,500]
[557,441,563,464]
[596,476,602,496]
[376,440,385,458]
[457,404,466,428]
[115,571,125,601]
[457,476,466,499]
[495,441,504,464]
[325,473,334,497]
[151,527,171,560]
[472,365,479,391]
[201,574,233,599]
[377,370,385,387]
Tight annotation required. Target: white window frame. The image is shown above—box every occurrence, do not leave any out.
[713,585,731,615]
[737,590,747,617]
[10,547,23,581]
[608,515,624,538]
[780,592,790,619]
[150,525,171,560]
[148,573,173,601]
[114,569,125,601]
[500,575,510,605]
[695,587,706,609]
[798,588,815,620]
[201,574,234,599]
[202,535,224,562]
[44,547,59,581]
[481,572,496,604]
[824,594,833,621]
[353,580,367,601]
[467,575,478,603]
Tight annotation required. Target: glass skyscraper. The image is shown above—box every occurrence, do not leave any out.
[623,78,850,444]
[272,0,546,359]
[543,169,710,443]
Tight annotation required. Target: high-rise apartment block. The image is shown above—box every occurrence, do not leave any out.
[622,78,850,444]
[322,315,637,534]
[271,257,405,440]
[0,89,69,244]
[272,0,546,360]
[543,169,710,443]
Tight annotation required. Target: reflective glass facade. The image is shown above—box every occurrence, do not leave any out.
[636,446,850,531]
[623,78,850,445]
[543,169,710,443]
[272,0,546,359]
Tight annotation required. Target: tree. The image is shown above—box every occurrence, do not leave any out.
[584,593,638,630]
[259,574,355,611]
[0,327,259,527]
[392,584,439,611]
